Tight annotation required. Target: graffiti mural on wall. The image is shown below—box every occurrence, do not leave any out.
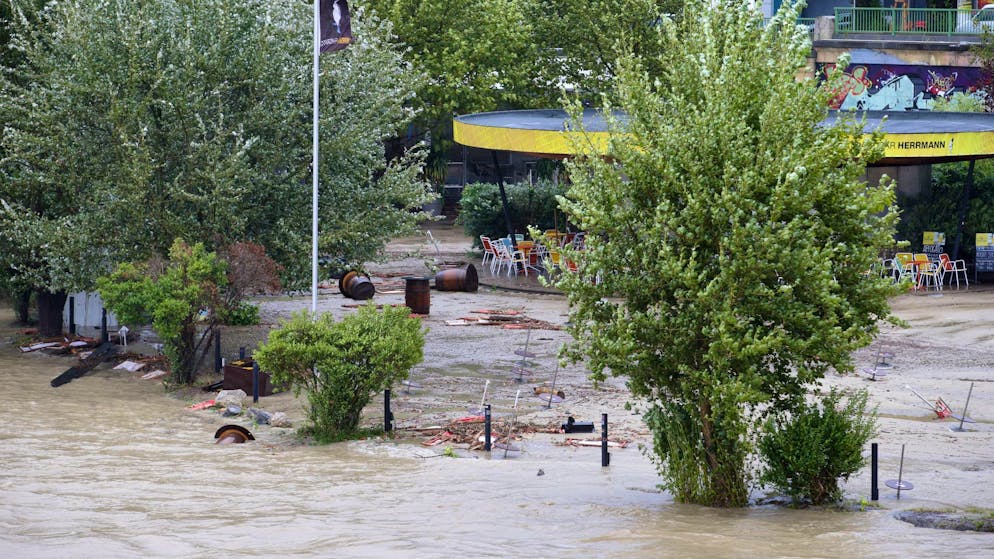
[819,63,984,111]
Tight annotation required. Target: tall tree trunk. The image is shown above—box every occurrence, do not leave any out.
[36,289,68,337]
[15,290,32,324]
[173,321,198,385]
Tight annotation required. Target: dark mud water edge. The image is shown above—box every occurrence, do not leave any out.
[894,510,994,532]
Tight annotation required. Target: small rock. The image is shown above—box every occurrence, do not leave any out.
[247,408,273,424]
[216,389,246,407]
[537,468,545,476]
[269,412,292,428]
[223,405,242,417]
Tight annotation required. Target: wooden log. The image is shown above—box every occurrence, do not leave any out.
[50,343,117,387]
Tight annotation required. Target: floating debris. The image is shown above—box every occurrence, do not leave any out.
[113,360,146,372]
[557,438,630,449]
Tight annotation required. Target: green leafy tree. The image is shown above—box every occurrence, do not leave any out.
[97,239,227,385]
[531,0,682,101]
[556,3,898,506]
[364,0,549,160]
[1,0,430,335]
[254,306,425,442]
[759,388,878,505]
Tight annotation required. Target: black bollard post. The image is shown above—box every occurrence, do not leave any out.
[871,443,879,501]
[484,404,492,452]
[68,296,76,335]
[252,361,260,404]
[214,330,222,373]
[101,308,108,343]
[601,413,610,467]
[384,389,393,432]
[239,346,246,360]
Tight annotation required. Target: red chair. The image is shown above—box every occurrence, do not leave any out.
[479,236,498,273]
[939,253,969,288]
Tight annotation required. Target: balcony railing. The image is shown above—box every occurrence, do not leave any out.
[834,7,991,36]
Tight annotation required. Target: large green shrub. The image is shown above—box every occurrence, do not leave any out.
[457,179,569,245]
[254,305,425,442]
[759,388,878,505]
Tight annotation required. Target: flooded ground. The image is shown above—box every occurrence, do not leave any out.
[2,228,993,557]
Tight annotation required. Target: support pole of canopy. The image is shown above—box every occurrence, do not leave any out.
[952,159,974,261]
[490,150,518,256]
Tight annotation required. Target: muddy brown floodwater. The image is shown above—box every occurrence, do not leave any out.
[2,228,994,557]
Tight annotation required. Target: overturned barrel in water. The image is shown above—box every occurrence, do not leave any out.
[214,424,255,444]
[339,271,375,300]
[403,276,431,315]
[434,263,478,293]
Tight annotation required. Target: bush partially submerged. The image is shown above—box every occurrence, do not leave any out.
[759,388,877,505]
[254,305,425,442]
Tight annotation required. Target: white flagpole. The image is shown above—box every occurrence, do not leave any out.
[311,0,320,314]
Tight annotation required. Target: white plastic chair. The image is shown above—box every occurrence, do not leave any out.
[498,237,528,276]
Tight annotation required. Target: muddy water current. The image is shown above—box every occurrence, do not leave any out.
[1,309,991,558]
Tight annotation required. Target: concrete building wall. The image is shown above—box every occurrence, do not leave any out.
[866,164,932,199]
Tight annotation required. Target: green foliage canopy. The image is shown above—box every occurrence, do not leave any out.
[0,0,431,302]
[364,0,548,145]
[556,3,898,506]
[531,0,682,101]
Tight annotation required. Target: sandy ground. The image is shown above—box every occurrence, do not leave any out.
[150,225,994,509]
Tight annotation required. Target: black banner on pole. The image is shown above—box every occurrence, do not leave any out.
[320,0,352,53]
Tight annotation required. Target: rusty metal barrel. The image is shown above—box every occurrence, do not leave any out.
[434,263,478,293]
[339,271,375,300]
[403,276,431,315]
[214,424,255,444]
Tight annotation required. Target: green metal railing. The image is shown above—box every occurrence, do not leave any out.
[834,7,989,36]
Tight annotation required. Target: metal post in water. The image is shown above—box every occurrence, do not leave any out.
[896,444,906,500]
[384,389,393,432]
[601,413,610,467]
[68,296,76,335]
[871,443,879,501]
[239,346,246,360]
[504,390,521,459]
[484,404,492,451]
[214,330,222,373]
[547,360,560,409]
[252,361,260,404]
[953,382,975,432]
[101,308,108,343]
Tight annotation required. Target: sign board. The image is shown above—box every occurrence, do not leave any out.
[922,231,945,259]
[977,233,994,273]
